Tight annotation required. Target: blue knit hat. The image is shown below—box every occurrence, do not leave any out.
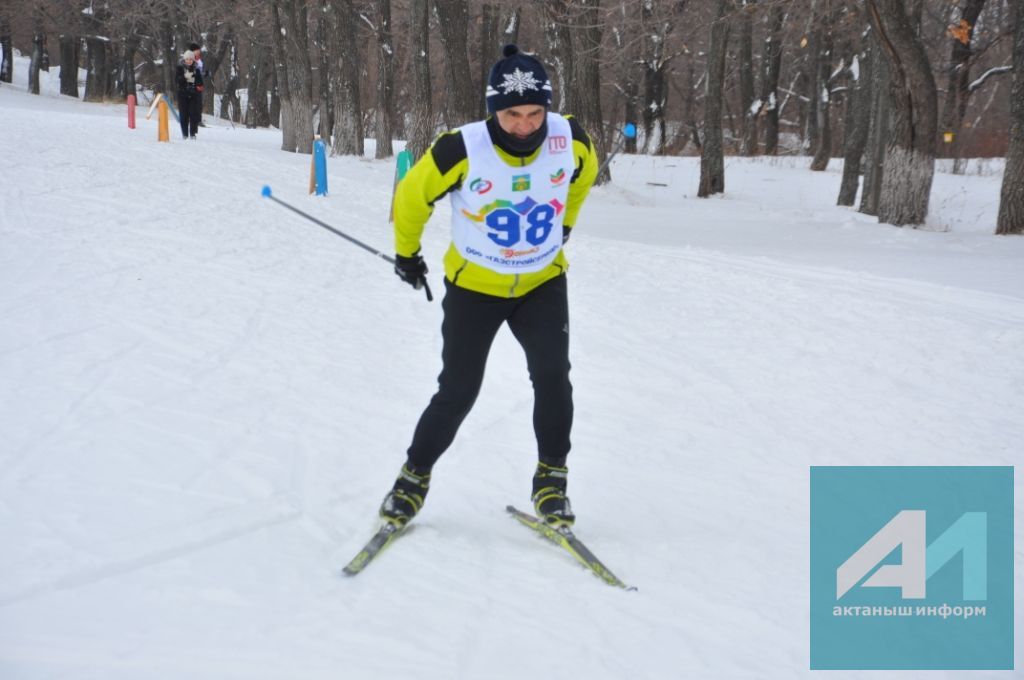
[485,44,552,113]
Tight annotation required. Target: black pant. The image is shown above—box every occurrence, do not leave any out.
[406,275,573,470]
[178,90,202,137]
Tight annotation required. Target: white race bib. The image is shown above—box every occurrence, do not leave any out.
[449,113,574,274]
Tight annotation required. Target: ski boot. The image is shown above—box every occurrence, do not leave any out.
[379,463,431,528]
[532,460,575,527]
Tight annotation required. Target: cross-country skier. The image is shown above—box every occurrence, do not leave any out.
[381,44,598,529]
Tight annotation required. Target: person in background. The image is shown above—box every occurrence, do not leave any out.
[188,42,206,128]
[175,50,203,139]
[379,44,598,529]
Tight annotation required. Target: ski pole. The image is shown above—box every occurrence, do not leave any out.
[596,122,638,178]
[261,185,433,302]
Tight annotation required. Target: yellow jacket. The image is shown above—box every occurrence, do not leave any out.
[394,115,598,298]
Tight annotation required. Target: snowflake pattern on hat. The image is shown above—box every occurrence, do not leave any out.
[499,68,542,96]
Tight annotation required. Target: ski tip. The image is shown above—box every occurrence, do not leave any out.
[261,185,272,198]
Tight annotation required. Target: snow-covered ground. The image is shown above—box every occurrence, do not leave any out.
[1,58,1021,679]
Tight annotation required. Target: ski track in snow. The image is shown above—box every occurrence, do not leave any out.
[1,65,1022,679]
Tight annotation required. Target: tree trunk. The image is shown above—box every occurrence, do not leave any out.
[866,0,938,227]
[571,0,608,182]
[699,0,729,197]
[315,3,332,139]
[759,3,784,155]
[939,0,986,174]
[0,13,11,84]
[375,0,395,158]
[330,0,363,155]
[500,6,522,44]
[270,1,296,149]
[860,31,889,217]
[274,0,315,154]
[809,0,833,171]
[639,1,681,156]
[160,21,176,98]
[480,4,498,119]
[220,43,241,123]
[270,65,281,129]
[996,0,1024,234]
[246,42,271,128]
[613,2,642,154]
[83,37,108,103]
[59,35,79,97]
[738,0,757,156]
[536,0,574,114]
[119,38,139,100]
[406,0,433,161]
[29,19,45,94]
[479,6,521,119]
[433,0,475,128]
[838,44,872,206]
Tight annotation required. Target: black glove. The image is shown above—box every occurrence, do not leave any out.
[394,251,428,290]
[562,225,572,245]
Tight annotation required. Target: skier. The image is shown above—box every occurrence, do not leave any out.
[381,44,598,529]
[175,50,203,139]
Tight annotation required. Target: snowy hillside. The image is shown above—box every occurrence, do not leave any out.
[1,60,1021,679]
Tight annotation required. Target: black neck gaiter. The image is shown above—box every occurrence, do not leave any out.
[487,116,548,157]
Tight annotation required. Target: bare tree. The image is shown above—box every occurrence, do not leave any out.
[996,0,1023,235]
[29,8,45,94]
[271,0,314,153]
[434,0,475,127]
[246,40,272,128]
[859,29,889,216]
[536,0,574,112]
[808,0,833,171]
[330,0,363,155]
[838,40,871,206]
[758,1,785,155]
[865,0,938,226]
[478,6,520,118]
[373,0,395,158]
[571,0,608,179]
[608,2,642,153]
[315,3,331,139]
[939,0,986,174]
[406,0,433,161]
[0,9,11,84]
[737,0,757,156]
[58,33,79,97]
[638,1,687,155]
[699,0,730,197]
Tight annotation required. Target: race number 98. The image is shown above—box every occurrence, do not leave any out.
[485,205,556,247]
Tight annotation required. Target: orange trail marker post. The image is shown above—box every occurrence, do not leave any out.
[157,97,169,142]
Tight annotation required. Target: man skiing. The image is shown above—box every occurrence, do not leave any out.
[381,44,598,529]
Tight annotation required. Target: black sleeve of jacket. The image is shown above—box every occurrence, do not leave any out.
[429,131,468,179]
[567,116,594,182]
